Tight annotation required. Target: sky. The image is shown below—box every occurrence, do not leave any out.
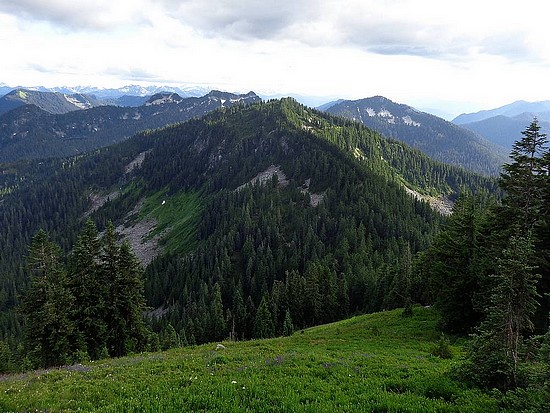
[1,0,550,118]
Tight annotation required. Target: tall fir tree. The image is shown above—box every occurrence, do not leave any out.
[499,119,549,332]
[253,294,274,339]
[67,219,107,360]
[107,240,149,357]
[420,194,489,333]
[500,118,547,232]
[21,230,75,368]
[465,235,540,390]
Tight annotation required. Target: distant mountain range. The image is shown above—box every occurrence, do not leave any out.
[453,100,550,124]
[452,100,550,149]
[0,83,210,100]
[321,96,509,176]
[0,83,217,116]
[3,83,545,173]
[0,90,260,162]
[0,89,113,116]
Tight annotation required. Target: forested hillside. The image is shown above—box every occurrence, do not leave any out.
[324,96,509,175]
[0,98,497,370]
[0,91,260,162]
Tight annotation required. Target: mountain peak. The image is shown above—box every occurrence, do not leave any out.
[145,92,184,106]
[322,95,508,176]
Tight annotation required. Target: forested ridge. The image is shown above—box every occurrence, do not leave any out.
[324,96,509,176]
[0,98,498,370]
[0,90,260,162]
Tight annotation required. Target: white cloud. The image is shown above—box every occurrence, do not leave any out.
[0,0,149,30]
[1,0,550,115]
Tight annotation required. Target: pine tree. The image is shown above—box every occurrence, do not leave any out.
[161,323,180,350]
[210,283,226,342]
[499,120,549,332]
[21,230,75,368]
[421,194,488,333]
[231,284,246,340]
[500,118,548,232]
[107,241,149,356]
[67,220,107,360]
[465,234,540,390]
[282,309,294,336]
[254,294,274,339]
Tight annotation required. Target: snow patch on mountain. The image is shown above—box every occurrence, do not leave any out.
[378,109,393,118]
[402,116,420,127]
[145,93,183,106]
[64,94,92,109]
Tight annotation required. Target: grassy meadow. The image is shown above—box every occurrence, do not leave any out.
[0,307,502,412]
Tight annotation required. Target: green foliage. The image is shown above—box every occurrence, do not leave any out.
[21,230,75,369]
[282,310,294,336]
[20,222,149,368]
[253,295,274,339]
[0,308,503,412]
[430,333,453,359]
[464,235,539,391]
[401,299,414,318]
[426,120,549,395]
[418,193,496,334]
[0,98,497,366]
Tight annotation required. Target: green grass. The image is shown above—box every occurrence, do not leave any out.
[0,307,500,412]
[139,189,202,255]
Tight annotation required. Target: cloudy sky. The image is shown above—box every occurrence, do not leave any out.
[1,0,549,117]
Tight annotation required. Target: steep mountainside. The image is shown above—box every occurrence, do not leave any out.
[459,114,550,149]
[323,96,508,176]
[0,90,260,162]
[0,98,497,345]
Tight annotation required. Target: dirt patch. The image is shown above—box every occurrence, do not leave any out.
[84,190,120,218]
[115,200,166,267]
[403,186,453,216]
[236,165,289,191]
[116,218,162,267]
[300,178,325,207]
[125,149,152,174]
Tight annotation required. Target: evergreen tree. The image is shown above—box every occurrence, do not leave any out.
[161,323,180,350]
[210,283,226,342]
[254,294,274,339]
[21,230,75,368]
[465,235,540,390]
[499,119,549,332]
[68,219,107,360]
[106,241,149,357]
[282,309,294,336]
[231,284,246,340]
[420,194,489,333]
[500,118,547,232]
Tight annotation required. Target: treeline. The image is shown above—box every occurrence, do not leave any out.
[419,120,550,401]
